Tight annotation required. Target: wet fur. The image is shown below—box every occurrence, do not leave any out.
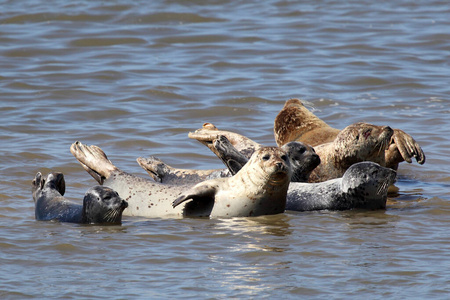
[32,172,127,224]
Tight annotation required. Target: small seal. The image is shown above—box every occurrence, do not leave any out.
[137,135,320,185]
[286,162,397,211]
[32,172,127,224]
[274,98,426,170]
[70,141,292,218]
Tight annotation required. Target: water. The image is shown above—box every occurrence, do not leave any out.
[1,0,449,298]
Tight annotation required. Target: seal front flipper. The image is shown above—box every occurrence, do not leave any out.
[172,183,217,208]
[386,129,426,168]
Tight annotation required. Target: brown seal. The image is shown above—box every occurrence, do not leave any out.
[274,98,426,170]
[70,141,292,218]
[308,122,393,182]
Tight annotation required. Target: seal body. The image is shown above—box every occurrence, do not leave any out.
[32,172,127,224]
[70,142,292,218]
[286,162,397,211]
[274,98,426,170]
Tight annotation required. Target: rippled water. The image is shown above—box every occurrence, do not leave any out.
[1,0,449,298]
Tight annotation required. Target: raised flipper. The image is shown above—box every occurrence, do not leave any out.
[136,156,170,183]
[188,122,261,159]
[385,129,426,170]
[70,141,117,184]
[212,135,249,175]
[136,156,223,185]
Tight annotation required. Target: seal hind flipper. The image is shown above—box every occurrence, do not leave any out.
[47,172,66,196]
[213,135,248,175]
[70,141,117,185]
[136,156,169,183]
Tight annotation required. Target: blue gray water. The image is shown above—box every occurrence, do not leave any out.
[1,0,449,298]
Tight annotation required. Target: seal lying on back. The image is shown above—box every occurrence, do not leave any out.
[70,141,292,218]
[32,172,127,224]
[137,135,320,185]
[274,98,426,170]
[286,162,397,211]
[174,122,394,183]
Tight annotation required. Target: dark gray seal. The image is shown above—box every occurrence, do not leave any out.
[32,172,128,224]
[286,162,397,211]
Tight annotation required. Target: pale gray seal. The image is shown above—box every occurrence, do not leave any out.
[70,141,292,218]
[286,162,397,211]
[274,98,426,170]
[32,172,127,224]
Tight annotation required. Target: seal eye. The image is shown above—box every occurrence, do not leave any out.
[281,155,288,162]
[262,154,270,161]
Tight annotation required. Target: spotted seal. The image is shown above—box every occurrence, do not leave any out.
[137,135,319,185]
[70,141,292,218]
[32,172,127,224]
[274,98,426,170]
[286,162,397,211]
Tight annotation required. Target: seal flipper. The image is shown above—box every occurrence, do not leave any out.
[70,141,117,185]
[390,129,426,165]
[172,183,217,208]
[213,135,248,175]
[136,156,169,183]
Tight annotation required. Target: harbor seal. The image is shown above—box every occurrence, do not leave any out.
[308,122,393,182]
[32,172,127,224]
[183,122,393,183]
[137,135,319,185]
[286,162,397,211]
[70,141,292,218]
[274,98,426,170]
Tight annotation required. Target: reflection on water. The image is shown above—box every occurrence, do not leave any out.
[1,0,449,298]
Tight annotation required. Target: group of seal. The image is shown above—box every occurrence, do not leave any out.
[32,99,425,223]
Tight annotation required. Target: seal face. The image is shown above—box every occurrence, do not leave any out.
[32,172,127,224]
[286,162,397,211]
[70,141,292,218]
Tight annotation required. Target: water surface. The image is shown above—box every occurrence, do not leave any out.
[1,0,449,298]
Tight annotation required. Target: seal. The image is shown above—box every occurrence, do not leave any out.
[210,135,320,182]
[174,122,393,183]
[137,135,320,185]
[32,172,127,224]
[274,98,426,170]
[308,122,393,182]
[70,141,292,218]
[286,162,397,211]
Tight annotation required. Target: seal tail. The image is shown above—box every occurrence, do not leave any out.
[70,141,117,185]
